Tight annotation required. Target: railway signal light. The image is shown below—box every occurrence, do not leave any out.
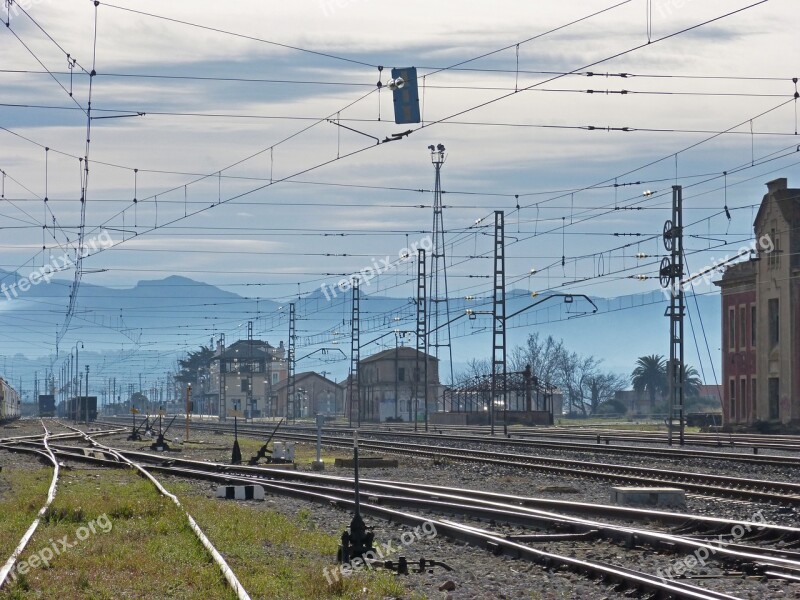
[391,67,420,124]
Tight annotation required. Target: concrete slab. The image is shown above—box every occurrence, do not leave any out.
[610,486,686,508]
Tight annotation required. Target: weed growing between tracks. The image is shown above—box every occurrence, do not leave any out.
[0,468,234,600]
[0,468,52,561]
[174,482,409,599]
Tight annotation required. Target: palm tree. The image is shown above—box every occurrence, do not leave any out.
[631,355,668,412]
[682,365,703,398]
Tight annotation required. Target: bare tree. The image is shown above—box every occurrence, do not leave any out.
[586,372,629,413]
[458,333,627,416]
[555,350,627,416]
[453,358,491,386]
[509,333,566,387]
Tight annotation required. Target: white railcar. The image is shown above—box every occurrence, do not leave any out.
[0,377,20,421]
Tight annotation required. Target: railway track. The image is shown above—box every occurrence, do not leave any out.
[0,422,60,589]
[9,433,796,600]
[342,422,800,453]
[110,418,799,507]
[283,424,800,466]
[0,421,252,600]
[103,416,800,468]
[287,432,800,506]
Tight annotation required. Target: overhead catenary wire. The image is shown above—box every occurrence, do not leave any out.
[0,0,792,382]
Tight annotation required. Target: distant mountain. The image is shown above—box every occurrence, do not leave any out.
[0,271,722,401]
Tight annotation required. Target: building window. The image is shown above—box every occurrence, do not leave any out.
[768,298,779,348]
[728,379,736,421]
[750,304,756,348]
[768,226,779,267]
[740,378,747,424]
[738,306,746,351]
[768,378,779,420]
[398,367,405,382]
[272,372,279,385]
[727,307,735,351]
[240,379,250,392]
[751,378,756,420]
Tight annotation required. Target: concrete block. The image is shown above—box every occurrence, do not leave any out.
[216,485,265,501]
[610,486,685,508]
[311,460,325,471]
[273,442,295,462]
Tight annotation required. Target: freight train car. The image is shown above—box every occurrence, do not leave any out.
[38,394,56,417]
[58,396,98,422]
[1,378,21,422]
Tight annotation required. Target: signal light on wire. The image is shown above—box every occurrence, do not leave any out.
[391,67,420,125]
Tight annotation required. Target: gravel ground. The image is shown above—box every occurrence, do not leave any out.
[4,419,800,599]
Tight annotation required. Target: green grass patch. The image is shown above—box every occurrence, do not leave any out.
[1,466,415,599]
[175,482,410,599]
[0,467,52,560]
[1,468,234,600]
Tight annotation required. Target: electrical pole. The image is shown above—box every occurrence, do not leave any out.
[348,280,360,427]
[186,383,191,441]
[491,211,507,436]
[218,333,226,421]
[84,364,89,424]
[661,185,686,446]
[415,249,427,432]
[427,144,454,397]
[247,320,253,422]
[287,304,296,421]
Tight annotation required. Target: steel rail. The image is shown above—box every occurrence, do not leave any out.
[112,418,800,467]
[8,439,795,597]
[246,431,800,505]
[0,422,60,590]
[55,423,252,600]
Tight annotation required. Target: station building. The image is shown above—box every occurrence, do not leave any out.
[206,339,287,419]
[343,347,441,423]
[273,371,343,418]
[715,178,800,427]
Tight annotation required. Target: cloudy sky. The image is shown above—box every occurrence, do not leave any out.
[1,0,798,381]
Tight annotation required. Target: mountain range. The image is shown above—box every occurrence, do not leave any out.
[0,269,722,401]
